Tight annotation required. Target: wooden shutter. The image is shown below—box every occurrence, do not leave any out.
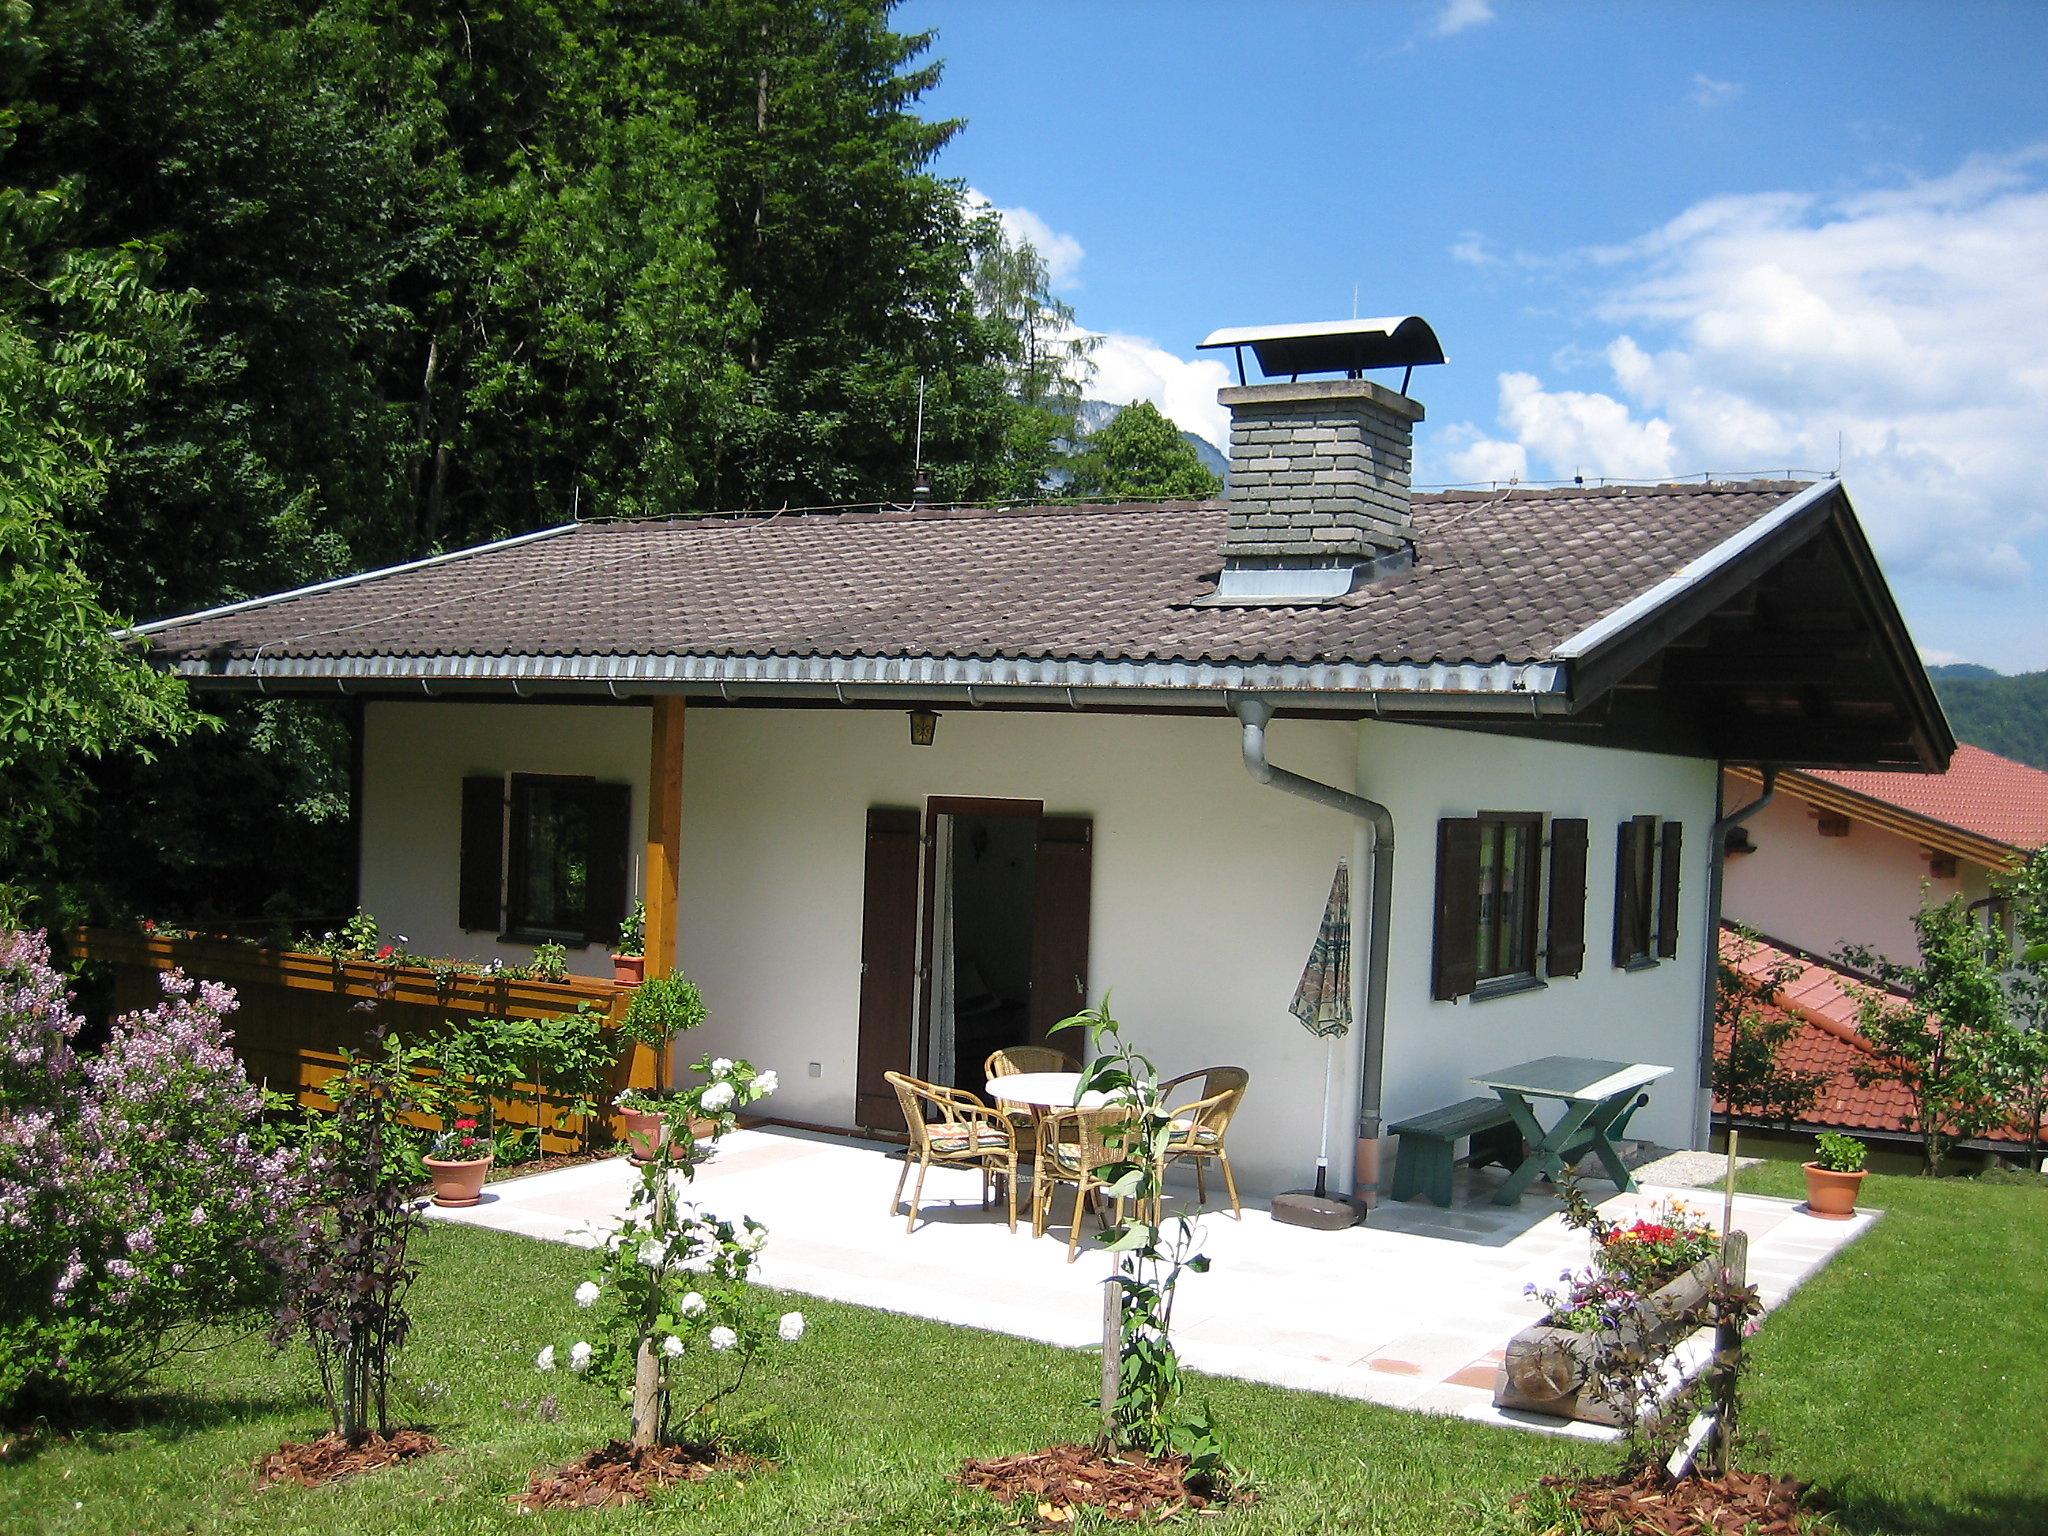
[1656,820,1684,960]
[854,808,923,1130]
[580,782,633,948]
[1029,816,1094,1043]
[1431,817,1481,1001]
[1545,817,1589,978]
[458,775,505,932]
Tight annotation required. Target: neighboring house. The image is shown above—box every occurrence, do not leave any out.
[122,317,1950,1199]
[1715,929,2046,1166]
[1721,745,2048,966]
[1715,746,2048,1165]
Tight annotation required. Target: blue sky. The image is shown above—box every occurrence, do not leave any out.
[898,0,2048,672]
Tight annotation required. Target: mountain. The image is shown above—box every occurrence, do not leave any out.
[1079,400,1228,485]
[1927,667,2048,770]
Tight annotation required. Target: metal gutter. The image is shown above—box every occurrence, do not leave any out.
[1231,697,1395,1202]
[122,525,580,637]
[163,648,1571,710]
[1694,765,1778,1147]
[1551,478,1837,662]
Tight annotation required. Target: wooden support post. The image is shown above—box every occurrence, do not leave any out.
[1099,1276,1122,1449]
[1708,1229,1749,1476]
[644,696,685,1092]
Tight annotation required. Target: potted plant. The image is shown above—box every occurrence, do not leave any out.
[1803,1130,1869,1218]
[615,972,709,1156]
[423,1116,494,1207]
[614,1087,724,1164]
[612,901,647,986]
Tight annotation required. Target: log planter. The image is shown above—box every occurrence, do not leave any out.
[1494,1256,1720,1425]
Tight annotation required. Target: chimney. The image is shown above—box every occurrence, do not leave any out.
[1198,317,1443,601]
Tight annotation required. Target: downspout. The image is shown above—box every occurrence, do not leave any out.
[1694,765,1778,1147]
[1232,697,1395,1199]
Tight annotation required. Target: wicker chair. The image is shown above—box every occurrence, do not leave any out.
[884,1071,1018,1233]
[1159,1066,1249,1218]
[1032,1103,1145,1262]
[983,1045,1082,1139]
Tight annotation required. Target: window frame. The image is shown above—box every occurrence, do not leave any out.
[1473,810,1545,989]
[1614,814,1660,970]
[502,772,603,946]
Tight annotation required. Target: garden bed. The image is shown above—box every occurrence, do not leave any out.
[1495,1255,1720,1425]
[256,1429,443,1489]
[1540,1465,1826,1534]
[514,1439,759,1510]
[956,1443,1236,1522]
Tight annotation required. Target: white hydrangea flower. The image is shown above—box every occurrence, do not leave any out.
[638,1237,667,1269]
[753,1069,779,1097]
[708,1326,738,1352]
[739,1223,768,1252]
[574,1280,601,1308]
[679,1291,707,1317]
[535,1345,556,1372]
[710,1057,734,1076]
[569,1340,593,1373]
[700,1080,735,1113]
[662,1334,685,1358]
[778,1311,806,1342]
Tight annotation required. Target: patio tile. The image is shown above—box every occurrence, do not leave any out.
[429,1127,1873,1440]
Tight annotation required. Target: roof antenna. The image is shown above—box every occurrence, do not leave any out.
[571,483,580,522]
[911,374,931,508]
[1835,429,1843,478]
[1351,283,1358,320]
[1573,467,1584,487]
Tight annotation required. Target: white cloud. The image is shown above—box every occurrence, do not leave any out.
[1690,73,1743,108]
[1426,147,2048,605]
[964,188,1086,288]
[1437,422,1528,485]
[1432,0,1495,37]
[1449,232,1496,266]
[1084,332,1233,450]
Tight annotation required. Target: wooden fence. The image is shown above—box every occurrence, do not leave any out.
[67,928,659,1154]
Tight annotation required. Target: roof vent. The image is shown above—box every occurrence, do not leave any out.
[1198,317,1444,601]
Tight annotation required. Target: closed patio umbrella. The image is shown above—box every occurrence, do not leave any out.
[1276,861,1360,1227]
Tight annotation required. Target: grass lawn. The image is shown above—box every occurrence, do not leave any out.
[1,1167,2042,1535]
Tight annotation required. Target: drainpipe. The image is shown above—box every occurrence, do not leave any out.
[1232,696,1395,1200]
[1694,765,1778,1148]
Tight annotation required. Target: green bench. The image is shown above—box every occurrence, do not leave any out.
[1387,1097,1524,1207]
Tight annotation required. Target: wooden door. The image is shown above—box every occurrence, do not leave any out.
[1028,816,1094,1043]
[854,807,923,1129]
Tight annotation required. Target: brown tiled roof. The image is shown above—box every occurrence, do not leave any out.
[138,482,1809,670]
[1804,745,2048,854]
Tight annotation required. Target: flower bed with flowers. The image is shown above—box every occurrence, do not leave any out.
[1530,1196,1719,1334]
[0,928,295,1416]
[519,1054,803,1510]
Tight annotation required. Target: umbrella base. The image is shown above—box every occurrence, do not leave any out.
[1271,1189,1366,1230]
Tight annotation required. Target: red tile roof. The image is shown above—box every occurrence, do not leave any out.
[1713,926,2041,1148]
[1803,744,2048,854]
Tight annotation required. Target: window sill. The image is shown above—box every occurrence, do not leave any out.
[1620,956,1661,974]
[1471,973,1546,1003]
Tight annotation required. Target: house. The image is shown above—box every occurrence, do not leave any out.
[121,316,1951,1201]
[1721,745,2048,965]
[1714,746,2048,1165]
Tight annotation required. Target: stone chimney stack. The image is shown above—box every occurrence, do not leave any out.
[1198,317,1442,600]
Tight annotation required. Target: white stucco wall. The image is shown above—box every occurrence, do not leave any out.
[358,701,650,978]
[355,700,1721,1194]
[1719,778,1991,967]
[1358,720,1720,1160]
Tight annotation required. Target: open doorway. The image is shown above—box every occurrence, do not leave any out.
[929,810,1039,1092]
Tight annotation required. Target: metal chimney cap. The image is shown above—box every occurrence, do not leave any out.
[1198,316,1446,382]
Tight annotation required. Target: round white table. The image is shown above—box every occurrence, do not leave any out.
[983,1070,1104,1108]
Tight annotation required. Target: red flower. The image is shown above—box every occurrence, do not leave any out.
[455,1117,478,1130]
[142,919,158,934]
[376,944,395,960]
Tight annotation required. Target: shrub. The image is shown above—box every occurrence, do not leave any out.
[0,928,291,1411]
[1813,1131,1868,1173]
[620,971,707,1050]
[615,901,646,958]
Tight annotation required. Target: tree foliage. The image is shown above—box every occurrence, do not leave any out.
[1927,666,2048,771]
[1714,927,1831,1128]
[1,0,1082,928]
[1064,400,1223,501]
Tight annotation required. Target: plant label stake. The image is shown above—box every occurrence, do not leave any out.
[1099,1275,1121,1448]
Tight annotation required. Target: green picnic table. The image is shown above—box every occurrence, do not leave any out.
[1470,1055,1671,1205]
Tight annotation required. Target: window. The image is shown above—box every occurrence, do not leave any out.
[1614,815,1684,968]
[1432,812,1585,1001]
[1474,814,1542,984]
[459,773,632,947]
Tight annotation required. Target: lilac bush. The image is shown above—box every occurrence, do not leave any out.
[0,928,292,1410]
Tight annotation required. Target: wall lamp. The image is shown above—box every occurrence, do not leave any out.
[908,708,940,747]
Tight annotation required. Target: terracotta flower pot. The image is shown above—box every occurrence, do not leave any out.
[612,954,645,986]
[621,1107,665,1163]
[1802,1162,1867,1219]
[425,1154,493,1208]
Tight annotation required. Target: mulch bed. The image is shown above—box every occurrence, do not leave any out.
[957,1443,1238,1523]
[1541,1467,1827,1535]
[514,1439,758,1510]
[485,1148,608,1183]
[255,1429,443,1488]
